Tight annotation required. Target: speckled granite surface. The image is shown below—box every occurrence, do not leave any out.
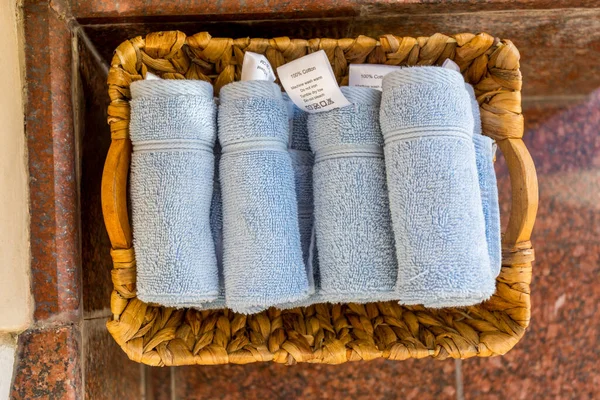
[12,0,600,398]
[11,326,81,399]
[174,359,457,399]
[462,94,600,400]
[23,1,80,324]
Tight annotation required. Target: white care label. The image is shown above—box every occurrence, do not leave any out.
[145,72,161,80]
[241,52,276,82]
[442,58,461,72]
[277,50,350,113]
[348,64,401,91]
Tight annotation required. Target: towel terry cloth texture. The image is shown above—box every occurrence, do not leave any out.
[466,84,502,279]
[302,86,399,305]
[189,144,228,311]
[380,67,496,308]
[128,69,502,312]
[129,79,220,307]
[284,94,317,289]
[218,80,310,313]
[198,104,317,312]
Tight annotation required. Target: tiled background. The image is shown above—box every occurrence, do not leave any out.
[10,0,600,399]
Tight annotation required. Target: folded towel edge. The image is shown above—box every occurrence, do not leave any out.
[131,79,214,99]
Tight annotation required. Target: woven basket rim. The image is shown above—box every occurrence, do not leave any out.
[102,31,538,366]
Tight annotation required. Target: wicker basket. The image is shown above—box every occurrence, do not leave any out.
[102,31,538,366]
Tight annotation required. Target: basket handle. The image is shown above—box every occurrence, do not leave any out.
[101,138,132,250]
[497,138,538,247]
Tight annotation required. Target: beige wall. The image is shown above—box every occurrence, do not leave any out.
[0,0,32,332]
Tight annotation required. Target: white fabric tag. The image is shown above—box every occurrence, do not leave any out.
[442,59,461,72]
[145,72,161,80]
[348,64,401,91]
[277,50,350,113]
[241,52,276,82]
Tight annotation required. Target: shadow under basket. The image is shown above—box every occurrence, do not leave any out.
[102,31,538,366]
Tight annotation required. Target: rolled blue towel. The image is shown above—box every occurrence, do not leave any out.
[270,97,317,310]
[189,146,262,314]
[283,95,316,269]
[380,67,494,308]
[191,145,227,310]
[292,150,315,265]
[466,84,502,278]
[129,80,219,307]
[306,86,398,304]
[218,80,310,313]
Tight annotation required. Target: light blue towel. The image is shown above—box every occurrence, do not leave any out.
[129,80,219,307]
[305,86,398,304]
[380,67,495,308]
[188,146,262,313]
[466,84,502,278]
[270,97,317,310]
[284,95,316,271]
[291,150,316,266]
[218,80,310,313]
[191,145,227,310]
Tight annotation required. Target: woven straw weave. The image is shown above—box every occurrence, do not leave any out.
[102,31,538,366]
